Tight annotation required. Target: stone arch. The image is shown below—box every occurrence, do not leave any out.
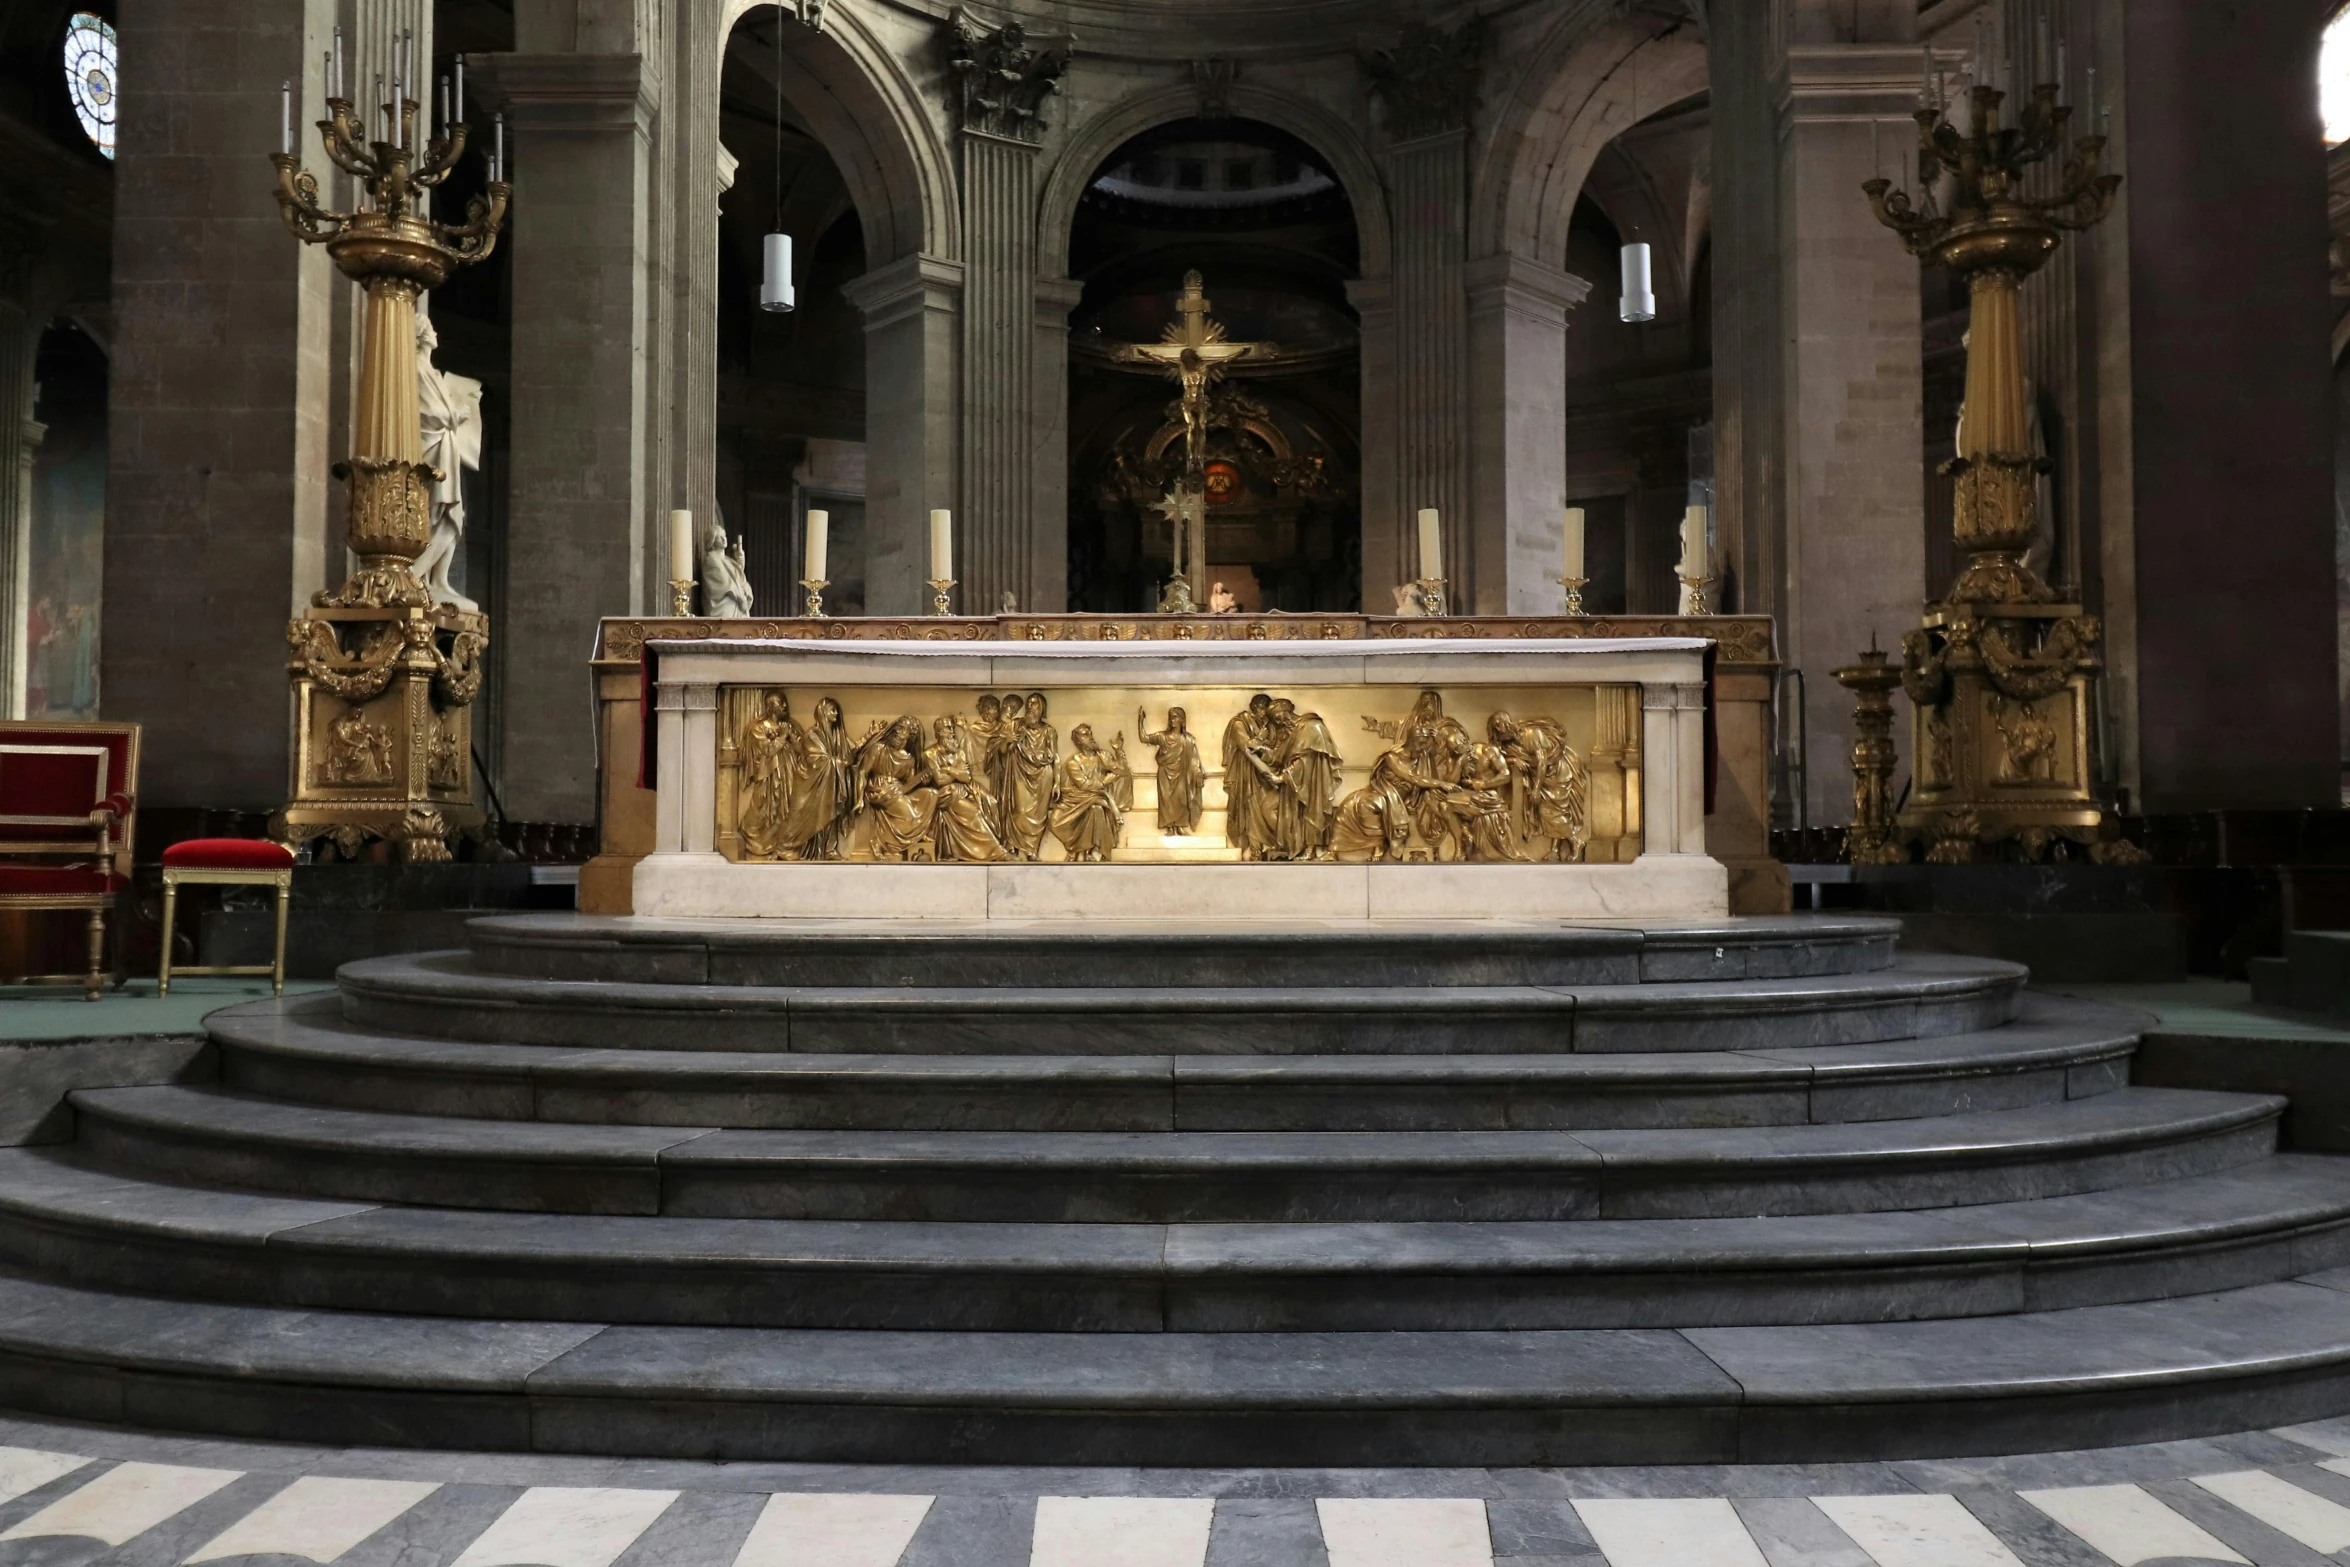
[1469,14,1709,272]
[1035,83,1391,280]
[719,0,959,263]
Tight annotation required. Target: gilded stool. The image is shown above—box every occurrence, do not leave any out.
[159,839,296,997]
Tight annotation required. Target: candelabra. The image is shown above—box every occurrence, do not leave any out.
[1414,578,1448,618]
[927,578,957,617]
[801,579,829,618]
[1832,645,1906,866]
[1863,76,2141,865]
[669,579,695,617]
[1557,576,1588,616]
[271,77,509,865]
[1675,573,1712,617]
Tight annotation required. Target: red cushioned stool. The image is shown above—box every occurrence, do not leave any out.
[160,839,295,997]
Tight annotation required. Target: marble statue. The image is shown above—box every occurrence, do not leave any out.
[414,313,484,611]
[703,520,755,619]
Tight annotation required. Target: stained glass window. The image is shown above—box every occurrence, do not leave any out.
[62,13,116,159]
[2326,8,2350,144]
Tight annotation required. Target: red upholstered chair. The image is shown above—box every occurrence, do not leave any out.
[160,838,295,998]
[0,719,138,1000]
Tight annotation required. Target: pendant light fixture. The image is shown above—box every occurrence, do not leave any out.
[759,10,796,313]
[1618,241,1656,323]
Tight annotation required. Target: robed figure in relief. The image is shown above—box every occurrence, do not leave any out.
[1005,693,1059,861]
[855,717,942,862]
[1139,706,1205,834]
[1490,712,1590,863]
[738,694,853,861]
[1049,724,1125,862]
[1268,698,1344,860]
[928,715,1013,862]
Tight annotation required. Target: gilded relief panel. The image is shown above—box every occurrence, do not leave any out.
[714,683,1643,866]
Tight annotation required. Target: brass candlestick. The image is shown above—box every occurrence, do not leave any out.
[1865,74,2140,864]
[927,578,956,617]
[1557,576,1588,616]
[801,579,829,618]
[1833,644,1906,866]
[1415,578,1448,617]
[669,579,695,617]
[270,82,508,865]
[1676,573,1712,617]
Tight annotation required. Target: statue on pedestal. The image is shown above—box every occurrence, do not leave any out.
[702,520,755,618]
[413,314,484,613]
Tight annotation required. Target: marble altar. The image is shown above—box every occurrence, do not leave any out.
[636,637,1724,923]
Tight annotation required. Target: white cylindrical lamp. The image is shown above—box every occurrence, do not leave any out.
[761,232,795,313]
[1619,242,1657,323]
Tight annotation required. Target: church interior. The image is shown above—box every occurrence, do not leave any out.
[9,0,2350,1559]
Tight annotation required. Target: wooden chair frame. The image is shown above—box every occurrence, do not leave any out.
[0,722,137,1002]
[159,865,292,998]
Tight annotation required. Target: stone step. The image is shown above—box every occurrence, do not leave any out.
[333,952,2024,1056]
[3,1264,2350,1463]
[64,1083,2282,1221]
[3,1148,2345,1332]
[207,992,2138,1131]
[465,912,1903,989]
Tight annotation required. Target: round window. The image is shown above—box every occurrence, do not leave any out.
[62,13,118,160]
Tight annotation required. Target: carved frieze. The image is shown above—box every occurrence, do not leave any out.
[1363,21,1485,142]
[946,10,1071,143]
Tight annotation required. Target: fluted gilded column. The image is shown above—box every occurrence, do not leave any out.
[944,16,1068,615]
[1366,22,1481,607]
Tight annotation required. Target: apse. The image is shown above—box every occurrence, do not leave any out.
[1064,118,1362,614]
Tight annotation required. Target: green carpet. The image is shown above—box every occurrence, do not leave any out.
[0,977,332,1042]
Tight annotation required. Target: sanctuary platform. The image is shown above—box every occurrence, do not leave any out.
[635,635,1721,923]
[3,910,2350,1465]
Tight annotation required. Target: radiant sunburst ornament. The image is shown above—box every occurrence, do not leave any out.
[62,13,117,159]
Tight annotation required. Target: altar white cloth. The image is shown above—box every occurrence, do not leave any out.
[636,636,1725,923]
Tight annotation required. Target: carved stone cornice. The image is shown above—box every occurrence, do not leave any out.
[1363,20,1485,142]
[946,8,1073,144]
[1192,58,1239,120]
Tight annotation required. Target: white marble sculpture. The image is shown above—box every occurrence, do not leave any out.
[703,520,755,618]
[414,313,484,612]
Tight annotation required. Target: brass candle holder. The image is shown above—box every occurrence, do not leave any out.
[270,80,508,864]
[669,579,695,617]
[1832,643,1907,866]
[1557,576,1589,616]
[1414,578,1449,618]
[1676,572,1712,617]
[927,578,956,617]
[1864,72,2141,864]
[801,579,829,618]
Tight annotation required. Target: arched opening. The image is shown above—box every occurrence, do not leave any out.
[1063,118,1362,614]
[717,8,871,614]
[27,319,106,717]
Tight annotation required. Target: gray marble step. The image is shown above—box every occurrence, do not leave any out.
[3,1148,2346,1331]
[206,992,2138,1131]
[4,1264,2350,1462]
[333,951,2024,1056]
[64,1083,2282,1221]
[465,912,1903,989]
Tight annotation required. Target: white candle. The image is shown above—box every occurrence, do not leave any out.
[493,112,504,179]
[281,81,293,154]
[668,510,694,585]
[453,53,464,120]
[332,27,343,100]
[1416,508,1442,582]
[1679,505,1708,578]
[1563,507,1585,580]
[928,509,953,581]
[804,509,829,583]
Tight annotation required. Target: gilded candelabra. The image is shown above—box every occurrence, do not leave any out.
[928,579,957,617]
[1414,578,1448,618]
[801,579,829,618]
[1676,572,1712,617]
[270,81,509,863]
[1862,77,2142,864]
[1833,643,1906,866]
[1557,576,1588,616]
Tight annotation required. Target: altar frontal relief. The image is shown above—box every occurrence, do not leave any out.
[713,683,1642,867]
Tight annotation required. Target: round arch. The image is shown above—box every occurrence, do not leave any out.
[1468,14,1708,270]
[718,0,960,263]
[1035,83,1392,280]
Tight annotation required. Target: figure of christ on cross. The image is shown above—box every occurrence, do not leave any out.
[1106,270,1280,607]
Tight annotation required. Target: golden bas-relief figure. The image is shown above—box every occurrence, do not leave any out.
[715,685,1629,866]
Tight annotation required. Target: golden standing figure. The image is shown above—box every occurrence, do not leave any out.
[1005,693,1059,861]
[1220,694,1276,860]
[1049,725,1124,862]
[966,695,1011,835]
[1267,698,1344,861]
[1139,706,1206,834]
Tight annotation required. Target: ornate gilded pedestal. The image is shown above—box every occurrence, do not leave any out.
[1864,78,2139,864]
[268,84,507,861]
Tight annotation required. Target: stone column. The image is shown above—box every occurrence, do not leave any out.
[105,0,338,808]
[1382,133,1471,603]
[1776,44,1928,827]
[478,53,653,824]
[944,18,1068,616]
[1028,275,1085,614]
[843,254,963,615]
[0,294,38,719]
[1348,276,1400,606]
[2103,0,2338,808]
[1367,22,1482,607]
[1466,253,1590,615]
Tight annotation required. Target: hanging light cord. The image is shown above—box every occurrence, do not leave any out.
[774,9,785,233]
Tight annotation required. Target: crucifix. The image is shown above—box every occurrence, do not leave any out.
[1106,270,1280,608]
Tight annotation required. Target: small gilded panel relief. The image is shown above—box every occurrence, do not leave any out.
[714,683,1643,866]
